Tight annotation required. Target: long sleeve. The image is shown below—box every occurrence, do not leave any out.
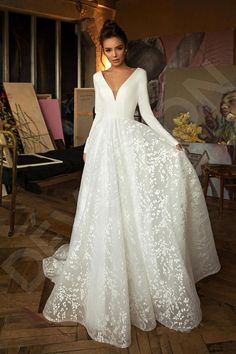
[138,69,178,146]
[84,73,102,153]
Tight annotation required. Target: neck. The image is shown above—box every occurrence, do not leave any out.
[109,63,128,71]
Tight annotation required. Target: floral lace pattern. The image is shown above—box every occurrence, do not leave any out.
[43,68,220,348]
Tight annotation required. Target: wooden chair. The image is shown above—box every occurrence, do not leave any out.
[0,129,85,236]
[202,146,236,213]
[0,130,17,236]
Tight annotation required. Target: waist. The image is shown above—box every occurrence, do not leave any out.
[102,114,134,121]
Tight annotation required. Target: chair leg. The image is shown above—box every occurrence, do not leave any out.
[0,131,17,236]
[203,170,209,197]
[8,148,17,237]
[0,146,3,207]
[8,186,16,237]
[220,177,224,213]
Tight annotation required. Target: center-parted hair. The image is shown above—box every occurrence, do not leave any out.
[99,19,128,48]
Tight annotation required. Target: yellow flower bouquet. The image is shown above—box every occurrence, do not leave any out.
[172,112,205,143]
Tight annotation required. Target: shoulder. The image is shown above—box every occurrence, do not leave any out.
[137,67,147,76]
[135,67,148,82]
[93,71,101,80]
[136,67,146,74]
[92,71,102,87]
[126,67,147,77]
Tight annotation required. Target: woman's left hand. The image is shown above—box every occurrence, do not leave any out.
[176,144,184,151]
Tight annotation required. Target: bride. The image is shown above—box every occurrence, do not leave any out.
[42,19,220,348]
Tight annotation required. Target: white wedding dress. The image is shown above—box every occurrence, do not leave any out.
[43,68,220,348]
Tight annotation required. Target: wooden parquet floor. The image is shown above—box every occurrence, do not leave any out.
[0,180,236,354]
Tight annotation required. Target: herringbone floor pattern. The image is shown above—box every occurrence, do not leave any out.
[0,179,236,354]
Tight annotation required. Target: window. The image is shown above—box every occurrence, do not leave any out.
[9,12,31,82]
[37,17,56,95]
[61,21,78,97]
[0,11,3,82]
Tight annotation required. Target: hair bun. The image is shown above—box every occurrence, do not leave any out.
[102,19,116,30]
[99,19,128,48]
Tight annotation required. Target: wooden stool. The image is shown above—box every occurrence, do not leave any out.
[202,163,236,213]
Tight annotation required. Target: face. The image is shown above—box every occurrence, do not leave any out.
[102,36,126,67]
[220,91,236,120]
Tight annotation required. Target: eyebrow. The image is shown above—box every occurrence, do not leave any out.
[104,44,124,50]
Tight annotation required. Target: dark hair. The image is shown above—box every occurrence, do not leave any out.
[99,19,128,48]
[222,89,236,100]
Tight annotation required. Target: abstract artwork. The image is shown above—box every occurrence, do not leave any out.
[126,30,233,128]
[3,83,54,154]
[164,65,236,145]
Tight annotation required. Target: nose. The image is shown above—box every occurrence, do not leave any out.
[221,102,228,109]
[112,49,117,58]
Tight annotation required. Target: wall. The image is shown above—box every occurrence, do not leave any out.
[116,0,236,38]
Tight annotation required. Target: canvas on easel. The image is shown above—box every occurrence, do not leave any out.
[3,83,55,154]
[74,88,95,147]
[38,99,65,143]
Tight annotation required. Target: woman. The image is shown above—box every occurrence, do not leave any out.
[43,20,220,348]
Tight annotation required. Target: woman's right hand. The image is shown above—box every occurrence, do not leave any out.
[83,153,86,162]
[176,144,184,151]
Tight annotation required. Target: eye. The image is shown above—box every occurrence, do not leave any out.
[117,46,124,50]
[105,48,111,52]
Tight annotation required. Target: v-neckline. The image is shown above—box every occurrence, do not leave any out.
[100,68,139,101]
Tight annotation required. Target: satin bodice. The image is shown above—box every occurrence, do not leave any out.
[84,68,178,153]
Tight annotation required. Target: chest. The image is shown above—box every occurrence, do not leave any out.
[102,72,135,98]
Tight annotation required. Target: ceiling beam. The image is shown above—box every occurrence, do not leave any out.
[0,0,117,21]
